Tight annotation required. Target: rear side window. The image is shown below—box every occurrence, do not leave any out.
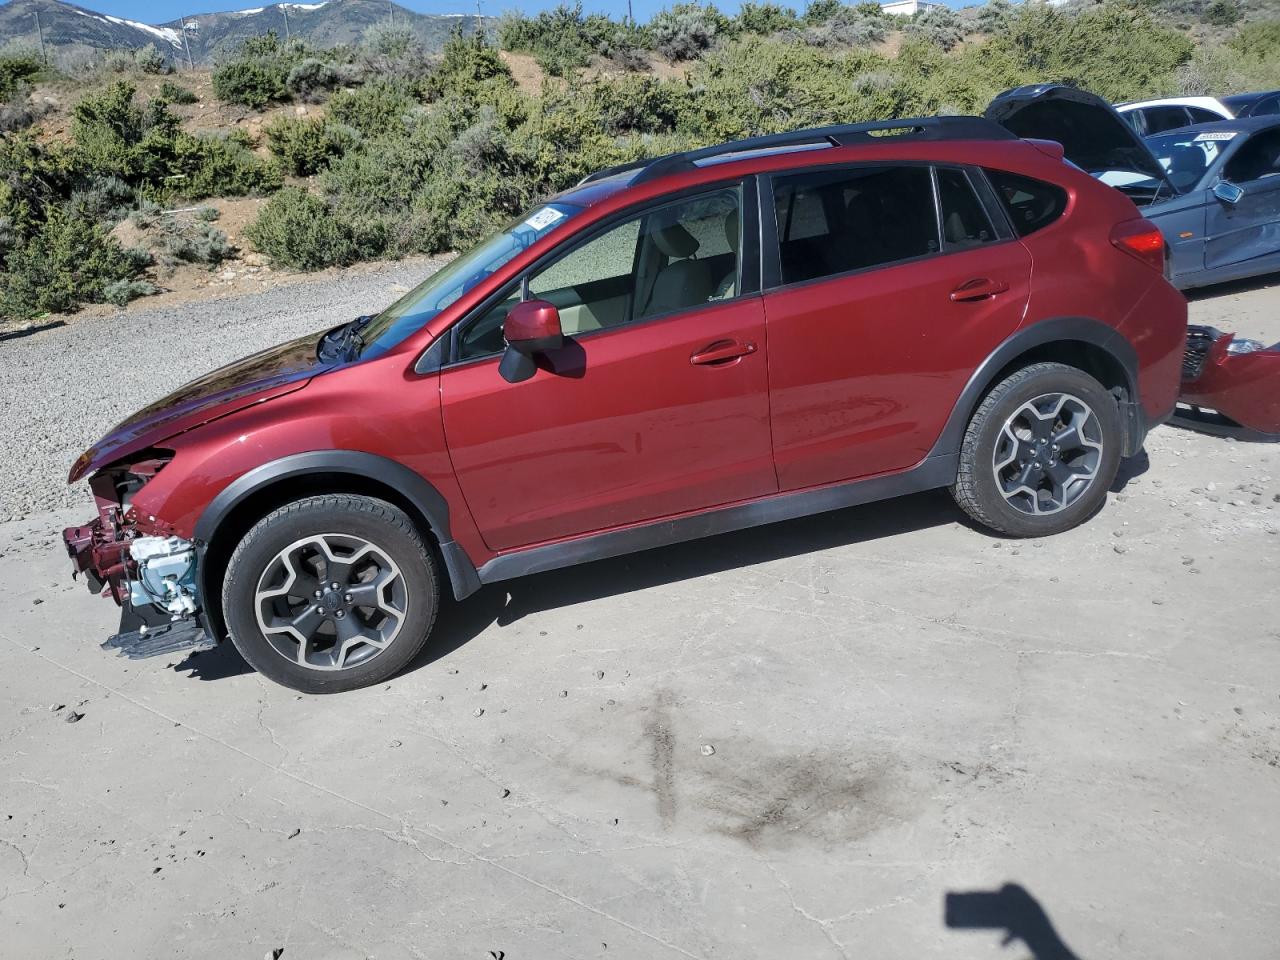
[984,170,1069,238]
[1143,105,1192,134]
[937,167,997,248]
[771,165,938,284]
[1186,106,1225,124]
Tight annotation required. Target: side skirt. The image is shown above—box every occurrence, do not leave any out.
[475,453,958,585]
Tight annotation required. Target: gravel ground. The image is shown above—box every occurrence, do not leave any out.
[0,272,1277,959]
[0,256,446,520]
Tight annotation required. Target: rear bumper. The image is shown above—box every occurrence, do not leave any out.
[1172,325,1280,441]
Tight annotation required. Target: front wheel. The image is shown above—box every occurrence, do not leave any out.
[222,495,439,693]
[951,362,1122,537]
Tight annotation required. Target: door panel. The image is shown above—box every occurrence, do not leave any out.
[764,242,1032,490]
[440,298,776,551]
[1205,178,1280,270]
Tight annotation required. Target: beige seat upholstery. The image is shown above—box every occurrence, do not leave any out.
[641,222,714,318]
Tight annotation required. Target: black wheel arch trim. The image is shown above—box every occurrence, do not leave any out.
[926,317,1143,461]
[193,450,482,603]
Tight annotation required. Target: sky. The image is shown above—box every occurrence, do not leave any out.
[11,0,964,26]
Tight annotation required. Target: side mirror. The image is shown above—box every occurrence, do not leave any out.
[499,299,563,383]
[1213,180,1244,205]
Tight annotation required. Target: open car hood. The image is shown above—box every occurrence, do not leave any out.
[985,84,1174,193]
[69,333,331,483]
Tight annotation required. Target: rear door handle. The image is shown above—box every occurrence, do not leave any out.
[950,278,1010,302]
[690,339,757,366]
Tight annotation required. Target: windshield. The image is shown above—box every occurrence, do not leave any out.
[358,201,582,359]
[1143,129,1237,191]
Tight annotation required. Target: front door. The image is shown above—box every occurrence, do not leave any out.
[762,163,1033,490]
[1206,128,1280,272]
[439,186,777,552]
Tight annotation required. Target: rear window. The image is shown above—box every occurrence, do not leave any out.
[984,170,1068,238]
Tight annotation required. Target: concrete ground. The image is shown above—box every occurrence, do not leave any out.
[1,270,1278,960]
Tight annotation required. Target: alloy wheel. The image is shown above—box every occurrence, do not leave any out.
[254,533,408,671]
[991,392,1104,516]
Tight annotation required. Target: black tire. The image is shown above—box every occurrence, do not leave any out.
[222,495,439,694]
[951,362,1122,537]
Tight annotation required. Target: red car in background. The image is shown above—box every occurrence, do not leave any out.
[64,111,1186,692]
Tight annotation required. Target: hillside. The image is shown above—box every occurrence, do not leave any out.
[0,0,479,63]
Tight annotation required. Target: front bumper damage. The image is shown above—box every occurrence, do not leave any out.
[62,457,216,660]
[1171,325,1280,442]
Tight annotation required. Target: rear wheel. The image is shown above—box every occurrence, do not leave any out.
[951,362,1122,537]
[222,495,439,693]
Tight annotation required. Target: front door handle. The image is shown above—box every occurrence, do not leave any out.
[950,278,1010,302]
[690,339,757,366]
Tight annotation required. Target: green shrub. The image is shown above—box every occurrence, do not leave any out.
[158,81,199,105]
[150,214,234,267]
[211,32,306,108]
[246,187,367,270]
[422,29,514,102]
[803,0,844,24]
[133,43,171,75]
[67,175,136,223]
[905,7,965,52]
[498,4,622,77]
[0,210,147,320]
[266,115,359,176]
[735,2,801,36]
[68,82,279,200]
[651,3,730,61]
[102,278,160,306]
[285,58,343,102]
[327,80,419,138]
[0,52,43,101]
[1204,0,1242,28]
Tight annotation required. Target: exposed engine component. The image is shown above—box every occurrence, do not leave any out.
[129,536,199,619]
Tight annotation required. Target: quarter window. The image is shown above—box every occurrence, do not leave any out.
[984,170,1069,237]
[771,165,938,285]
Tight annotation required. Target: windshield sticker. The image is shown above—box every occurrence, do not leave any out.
[523,207,565,232]
[1194,131,1238,141]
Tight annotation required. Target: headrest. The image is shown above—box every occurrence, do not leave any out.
[652,221,699,259]
[724,209,739,249]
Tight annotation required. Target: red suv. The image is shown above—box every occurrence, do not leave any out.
[64,112,1186,692]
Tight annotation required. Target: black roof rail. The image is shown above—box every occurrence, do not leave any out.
[577,116,1015,187]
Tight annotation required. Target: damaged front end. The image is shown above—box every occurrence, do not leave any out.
[62,452,216,660]
[1171,326,1280,442]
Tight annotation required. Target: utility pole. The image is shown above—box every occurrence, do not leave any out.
[388,0,394,27]
[627,0,633,26]
[281,3,291,41]
[33,11,47,65]
[475,0,483,34]
[180,16,195,71]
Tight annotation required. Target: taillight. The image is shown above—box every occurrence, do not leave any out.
[1110,219,1165,274]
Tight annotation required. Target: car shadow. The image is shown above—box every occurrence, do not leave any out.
[946,883,1084,959]
[174,489,964,683]
[1183,271,1280,303]
[177,468,1144,685]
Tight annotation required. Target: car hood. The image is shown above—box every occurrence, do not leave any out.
[69,332,332,483]
[985,84,1174,193]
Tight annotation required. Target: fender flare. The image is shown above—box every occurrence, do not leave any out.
[927,316,1142,461]
[194,450,482,602]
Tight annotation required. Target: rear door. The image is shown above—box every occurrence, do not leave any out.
[761,163,1033,490]
[1206,128,1280,272]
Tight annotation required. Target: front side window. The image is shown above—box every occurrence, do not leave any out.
[457,188,742,361]
[1225,129,1280,183]
[360,202,581,360]
[771,165,938,285]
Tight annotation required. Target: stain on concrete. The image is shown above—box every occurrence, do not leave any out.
[643,689,678,827]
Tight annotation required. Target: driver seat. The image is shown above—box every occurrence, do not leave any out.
[642,221,714,317]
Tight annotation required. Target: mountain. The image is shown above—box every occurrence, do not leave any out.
[0,0,480,64]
